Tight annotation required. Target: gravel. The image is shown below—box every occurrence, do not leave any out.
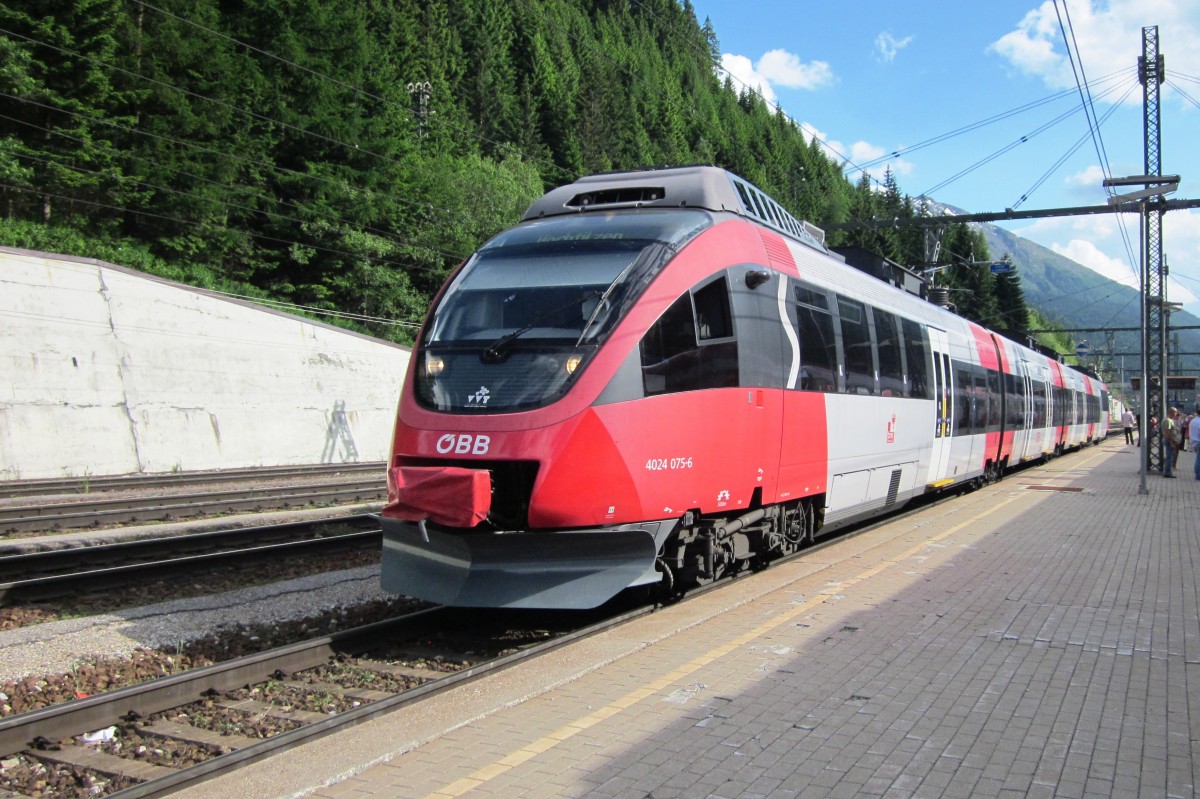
[0,564,390,684]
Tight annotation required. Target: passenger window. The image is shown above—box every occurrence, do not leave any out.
[955,367,972,433]
[933,354,945,437]
[902,319,931,400]
[987,370,1002,427]
[837,296,875,395]
[793,284,837,392]
[1006,372,1023,426]
[640,276,738,396]
[694,278,733,340]
[873,309,904,397]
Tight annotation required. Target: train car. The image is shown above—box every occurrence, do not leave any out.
[379,167,1108,609]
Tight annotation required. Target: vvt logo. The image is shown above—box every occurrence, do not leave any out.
[468,386,491,405]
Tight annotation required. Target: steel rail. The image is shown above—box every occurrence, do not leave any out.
[0,462,386,499]
[1,481,385,534]
[0,527,382,603]
[0,515,377,578]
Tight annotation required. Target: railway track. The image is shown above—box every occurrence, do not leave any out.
[0,604,636,799]
[0,462,385,499]
[0,477,386,536]
[0,515,382,604]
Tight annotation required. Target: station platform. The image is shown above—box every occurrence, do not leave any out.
[178,437,1199,799]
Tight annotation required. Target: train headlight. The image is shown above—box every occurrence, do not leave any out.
[425,355,446,376]
[565,354,583,374]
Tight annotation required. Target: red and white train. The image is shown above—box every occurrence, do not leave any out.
[380,167,1109,609]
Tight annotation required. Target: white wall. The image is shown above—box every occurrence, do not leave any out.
[0,248,411,480]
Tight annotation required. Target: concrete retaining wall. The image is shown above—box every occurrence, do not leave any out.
[0,247,411,480]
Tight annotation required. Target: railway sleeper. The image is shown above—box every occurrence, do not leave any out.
[279,679,393,704]
[31,742,174,783]
[139,719,256,751]
[348,659,445,684]
[214,697,329,725]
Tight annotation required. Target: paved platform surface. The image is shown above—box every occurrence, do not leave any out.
[179,437,1199,799]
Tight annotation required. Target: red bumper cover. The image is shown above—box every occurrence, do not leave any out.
[383,466,491,528]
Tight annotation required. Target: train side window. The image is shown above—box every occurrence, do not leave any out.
[873,308,904,397]
[640,294,694,395]
[694,277,733,340]
[933,353,944,437]
[972,368,989,432]
[837,295,875,395]
[793,283,837,392]
[986,369,1002,428]
[943,354,952,433]
[1032,380,1047,427]
[955,366,972,434]
[1005,372,1023,426]
[901,319,932,400]
[640,276,738,396]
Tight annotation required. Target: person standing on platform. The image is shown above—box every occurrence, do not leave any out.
[1162,407,1181,478]
[1121,408,1135,444]
[1190,406,1200,480]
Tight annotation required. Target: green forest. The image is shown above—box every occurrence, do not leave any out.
[1,0,1035,346]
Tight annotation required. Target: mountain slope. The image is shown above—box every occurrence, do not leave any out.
[977,222,1200,385]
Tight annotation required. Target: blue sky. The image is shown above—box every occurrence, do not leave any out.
[688,0,1200,317]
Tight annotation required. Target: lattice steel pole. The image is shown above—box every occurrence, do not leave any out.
[1139,26,1167,473]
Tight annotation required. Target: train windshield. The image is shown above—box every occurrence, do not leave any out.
[416,210,711,413]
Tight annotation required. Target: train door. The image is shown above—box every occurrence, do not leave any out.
[723,268,782,502]
[1042,365,1057,454]
[927,326,953,485]
[1019,358,1036,461]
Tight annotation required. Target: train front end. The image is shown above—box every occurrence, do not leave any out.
[380,206,712,609]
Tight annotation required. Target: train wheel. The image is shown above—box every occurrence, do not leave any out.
[779,502,813,555]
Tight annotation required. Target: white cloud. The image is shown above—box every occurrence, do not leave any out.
[799,124,913,186]
[875,32,913,63]
[1064,165,1107,195]
[849,140,915,183]
[799,122,843,154]
[989,1,1200,107]
[717,48,834,108]
[1015,210,1200,312]
[1164,210,1200,308]
[1052,238,1138,288]
[757,49,834,90]
[719,53,777,104]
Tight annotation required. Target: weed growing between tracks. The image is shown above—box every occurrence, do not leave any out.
[1,597,425,718]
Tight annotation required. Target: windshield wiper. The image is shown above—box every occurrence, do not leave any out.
[481,291,602,363]
[575,257,639,346]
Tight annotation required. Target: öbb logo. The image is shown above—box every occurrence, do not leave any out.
[436,434,491,455]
